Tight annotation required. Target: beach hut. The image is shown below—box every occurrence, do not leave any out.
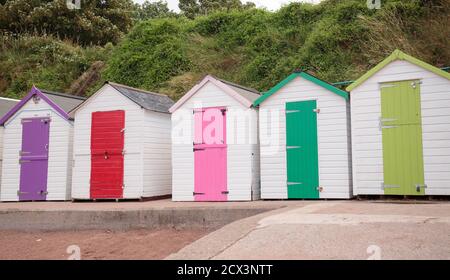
[347,50,450,196]
[0,97,19,186]
[170,75,261,201]
[254,71,352,199]
[0,87,85,201]
[70,82,174,200]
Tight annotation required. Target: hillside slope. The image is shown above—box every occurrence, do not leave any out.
[1,0,448,100]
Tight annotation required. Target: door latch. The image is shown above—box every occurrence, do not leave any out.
[415,184,427,192]
[222,191,229,195]
[39,190,48,196]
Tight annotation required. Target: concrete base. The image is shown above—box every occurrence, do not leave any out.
[0,200,295,231]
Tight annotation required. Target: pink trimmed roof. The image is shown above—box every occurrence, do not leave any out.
[169,75,260,113]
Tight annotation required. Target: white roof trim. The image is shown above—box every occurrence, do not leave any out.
[169,75,254,113]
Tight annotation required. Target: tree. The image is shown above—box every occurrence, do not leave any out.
[134,1,176,21]
[0,0,134,45]
[179,0,201,19]
[179,0,255,18]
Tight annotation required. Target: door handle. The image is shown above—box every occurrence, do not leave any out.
[415,184,427,192]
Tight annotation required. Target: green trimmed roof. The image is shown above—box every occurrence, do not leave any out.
[253,71,349,106]
[347,49,450,92]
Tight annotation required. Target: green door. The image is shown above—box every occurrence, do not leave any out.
[286,100,319,199]
[381,80,425,196]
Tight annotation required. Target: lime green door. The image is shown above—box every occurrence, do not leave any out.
[286,100,319,199]
[381,80,425,196]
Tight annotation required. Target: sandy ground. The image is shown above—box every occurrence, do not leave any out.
[0,229,209,260]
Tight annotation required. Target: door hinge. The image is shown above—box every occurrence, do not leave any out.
[193,192,205,196]
[381,183,400,190]
[286,110,300,114]
[379,117,399,130]
[17,190,29,196]
[380,84,397,89]
[193,148,205,152]
[19,151,31,156]
[287,146,301,150]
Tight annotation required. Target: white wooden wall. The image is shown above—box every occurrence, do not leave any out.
[72,85,144,199]
[259,76,352,199]
[172,81,259,201]
[351,60,450,195]
[0,127,4,193]
[142,110,172,197]
[0,98,73,201]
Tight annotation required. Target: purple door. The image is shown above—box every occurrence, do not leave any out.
[18,117,50,201]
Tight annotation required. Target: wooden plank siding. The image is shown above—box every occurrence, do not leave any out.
[171,81,259,201]
[259,76,352,199]
[351,59,450,195]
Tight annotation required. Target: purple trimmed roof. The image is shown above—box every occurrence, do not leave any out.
[0,86,85,126]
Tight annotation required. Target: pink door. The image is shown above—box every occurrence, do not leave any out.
[194,107,227,202]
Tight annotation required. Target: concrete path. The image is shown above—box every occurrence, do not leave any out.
[167,201,450,260]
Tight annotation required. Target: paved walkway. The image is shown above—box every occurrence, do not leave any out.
[167,201,450,260]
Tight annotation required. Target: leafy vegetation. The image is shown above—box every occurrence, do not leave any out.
[0,0,134,45]
[1,0,449,100]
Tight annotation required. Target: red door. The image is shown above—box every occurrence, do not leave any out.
[90,110,125,199]
[194,107,228,202]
